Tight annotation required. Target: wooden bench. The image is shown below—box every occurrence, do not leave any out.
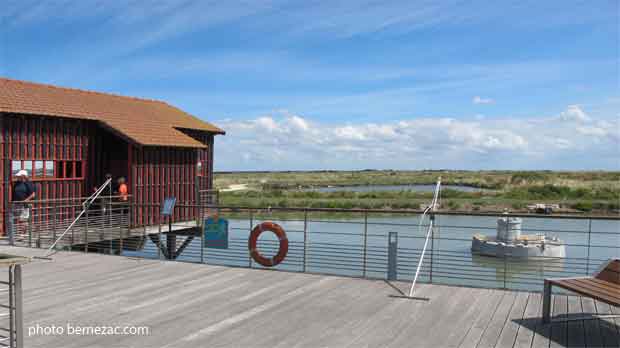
[543,259,620,323]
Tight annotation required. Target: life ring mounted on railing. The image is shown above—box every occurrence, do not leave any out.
[248,222,288,267]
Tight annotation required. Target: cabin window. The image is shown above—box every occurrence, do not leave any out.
[66,162,74,178]
[23,161,32,174]
[34,161,44,177]
[75,162,82,178]
[45,161,54,177]
[56,161,83,179]
[11,161,21,176]
[11,160,58,179]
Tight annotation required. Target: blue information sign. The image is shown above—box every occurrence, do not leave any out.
[204,216,229,249]
[161,197,177,216]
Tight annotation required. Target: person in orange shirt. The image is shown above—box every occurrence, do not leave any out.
[117,177,128,201]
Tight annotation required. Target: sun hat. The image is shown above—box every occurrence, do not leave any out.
[16,170,29,177]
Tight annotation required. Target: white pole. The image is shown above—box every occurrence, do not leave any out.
[408,178,441,298]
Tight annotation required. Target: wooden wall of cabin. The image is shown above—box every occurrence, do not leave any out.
[131,143,212,227]
[177,129,215,192]
[0,113,89,234]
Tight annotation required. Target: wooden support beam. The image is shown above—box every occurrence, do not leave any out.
[148,234,169,259]
[174,235,194,260]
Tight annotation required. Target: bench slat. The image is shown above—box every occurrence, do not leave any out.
[566,279,620,301]
[552,279,620,306]
[588,277,620,292]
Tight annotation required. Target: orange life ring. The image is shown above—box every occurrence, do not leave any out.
[248,222,288,267]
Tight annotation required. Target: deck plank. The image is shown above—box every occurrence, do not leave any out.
[566,295,585,348]
[513,292,541,348]
[272,280,395,348]
[409,286,479,348]
[457,290,506,348]
[477,291,517,348]
[495,291,529,348]
[442,288,493,347]
[350,284,459,348]
[581,297,603,348]
[549,295,568,348]
[610,304,620,343]
[531,292,558,348]
[242,277,375,348]
[595,301,620,348]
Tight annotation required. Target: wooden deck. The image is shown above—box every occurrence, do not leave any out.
[0,246,618,348]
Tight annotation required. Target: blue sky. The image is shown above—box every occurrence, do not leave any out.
[1,1,618,170]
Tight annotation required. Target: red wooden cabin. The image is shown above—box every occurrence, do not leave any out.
[0,78,224,234]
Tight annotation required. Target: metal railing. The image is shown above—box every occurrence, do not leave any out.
[0,265,24,348]
[3,199,619,292]
[5,196,131,254]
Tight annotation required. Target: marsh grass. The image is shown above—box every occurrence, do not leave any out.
[215,170,620,214]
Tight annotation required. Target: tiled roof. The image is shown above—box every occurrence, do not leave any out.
[0,78,224,148]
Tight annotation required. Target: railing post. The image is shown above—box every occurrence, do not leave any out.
[387,232,398,280]
[52,201,57,249]
[108,201,113,254]
[27,206,32,248]
[14,265,23,348]
[503,252,507,290]
[249,210,254,268]
[158,208,162,260]
[7,204,14,246]
[586,218,592,275]
[303,209,308,273]
[430,215,435,284]
[84,204,89,253]
[200,212,205,264]
[8,265,14,347]
[362,211,368,278]
[199,197,205,264]
[119,203,124,256]
[35,204,40,248]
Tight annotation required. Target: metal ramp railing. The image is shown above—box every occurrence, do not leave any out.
[5,178,131,253]
[42,178,112,257]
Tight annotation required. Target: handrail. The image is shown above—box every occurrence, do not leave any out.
[192,204,620,220]
[11,194,132,204]
[40,178,113,257]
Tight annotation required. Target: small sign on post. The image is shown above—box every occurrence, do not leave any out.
[204,214,229,249]
[161,197,177,217]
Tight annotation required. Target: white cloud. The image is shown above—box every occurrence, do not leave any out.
[214,106,619,170]
[288,115,310,131]
[472,96,494,104]
[558,104,591,122]
[255,117,279,132]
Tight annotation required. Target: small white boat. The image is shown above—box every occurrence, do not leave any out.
[471,215,565,258]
